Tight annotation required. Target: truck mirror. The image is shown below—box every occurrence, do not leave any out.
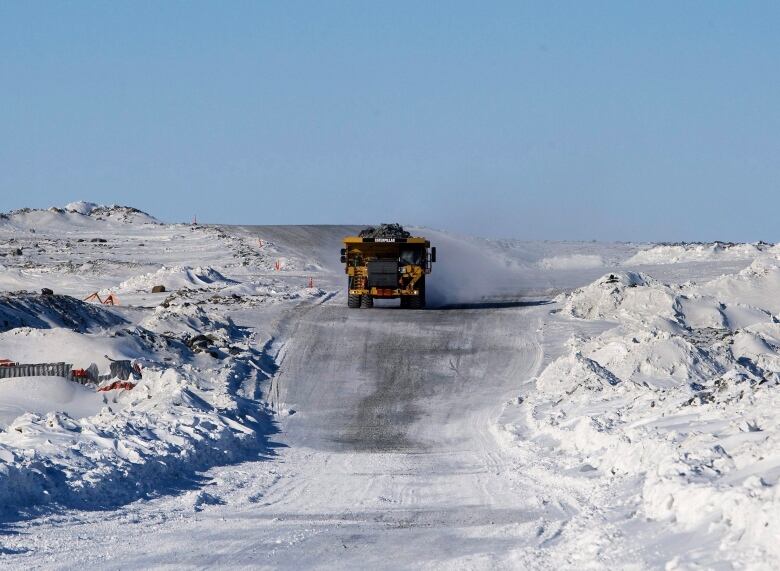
[340,248,347,255]
[431,247,437,263]
[340,255,347,263]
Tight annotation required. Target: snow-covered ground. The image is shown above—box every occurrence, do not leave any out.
[0,206,324,518]
[1,205,778,569]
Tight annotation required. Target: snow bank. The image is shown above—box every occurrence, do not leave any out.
[0,326,148,369]
[561,271,774,332]
[523,267,780,564]
[0,314,270,518]
[560,272,674,324]
[223,281,326,301]
[0,203,319,521]
[0,267,271,519]
[699,257,780,315]
[80,204,159,224]
[0,363,266,516]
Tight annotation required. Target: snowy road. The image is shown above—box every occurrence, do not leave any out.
[4,294,597,569]
[5,218,766,568]
[253,300,549,567]
[273,300,544,452]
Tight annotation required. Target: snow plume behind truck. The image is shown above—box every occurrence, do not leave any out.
[341,224,436,309]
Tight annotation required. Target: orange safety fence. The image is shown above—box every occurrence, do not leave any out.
[84,292,121,305]
[98,381,136,392]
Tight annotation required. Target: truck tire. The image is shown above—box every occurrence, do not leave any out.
[360,295,374,308]
[348,294,360,308]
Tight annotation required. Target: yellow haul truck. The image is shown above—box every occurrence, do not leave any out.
[340,224,436,309]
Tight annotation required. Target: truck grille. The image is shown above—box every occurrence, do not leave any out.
[367,260,399,288]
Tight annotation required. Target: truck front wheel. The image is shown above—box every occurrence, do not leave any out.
[407,295,423,309]
[360,295,374,308]
[407,278,426,309]
[348,293,360,308]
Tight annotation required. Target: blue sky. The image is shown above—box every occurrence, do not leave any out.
[1,2,779,241]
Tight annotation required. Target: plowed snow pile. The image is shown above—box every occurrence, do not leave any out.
[523,261,780,567]
[0,293,271,516]
[0,204,315,520]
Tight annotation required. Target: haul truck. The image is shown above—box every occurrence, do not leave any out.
[340,225,436,309]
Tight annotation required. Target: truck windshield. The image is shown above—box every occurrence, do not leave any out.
[399,249,422,265]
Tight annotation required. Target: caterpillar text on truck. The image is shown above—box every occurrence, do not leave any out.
[341,224,436,309]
